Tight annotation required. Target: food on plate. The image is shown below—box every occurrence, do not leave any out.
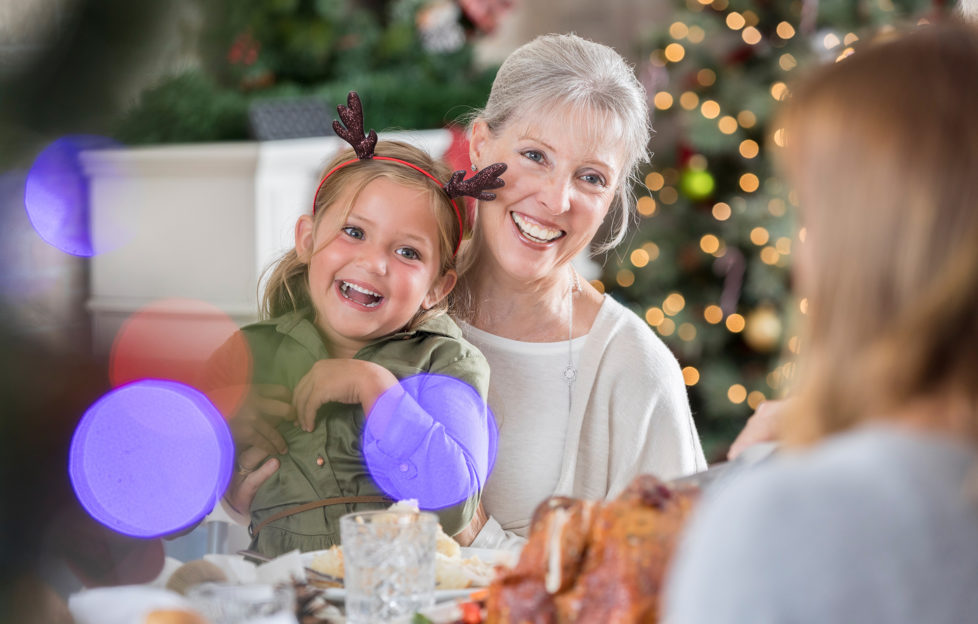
[487,474,699,623]
[164,559,228,596]
[143,608,209,624]
[308,545,344,581]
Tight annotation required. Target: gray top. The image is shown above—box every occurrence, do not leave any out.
[663,425,978,624]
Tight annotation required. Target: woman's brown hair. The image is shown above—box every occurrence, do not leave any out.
[777,22,978,446]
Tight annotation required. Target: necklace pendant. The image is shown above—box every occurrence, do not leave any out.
[562,364,578,384]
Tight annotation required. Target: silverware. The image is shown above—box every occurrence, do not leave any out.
[236,549,344,586]
[666,441,777,491]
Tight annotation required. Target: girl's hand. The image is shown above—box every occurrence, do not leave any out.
[224,445,280,518]
[727,399,787,460]
[228,384,296,455]
[453,502,489,547]
[292,360,398,432]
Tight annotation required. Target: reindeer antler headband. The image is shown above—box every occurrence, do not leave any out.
[313,92,507,256]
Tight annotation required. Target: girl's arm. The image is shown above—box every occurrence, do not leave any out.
[292,359,398,432]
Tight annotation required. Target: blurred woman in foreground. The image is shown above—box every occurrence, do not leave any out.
[664,21,978,623]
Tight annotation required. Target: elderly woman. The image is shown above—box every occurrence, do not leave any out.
[453,33,705,548]
[663,22,978,623]
[229,33,706,548]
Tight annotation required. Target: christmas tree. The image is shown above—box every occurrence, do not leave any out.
[604,0,954,458]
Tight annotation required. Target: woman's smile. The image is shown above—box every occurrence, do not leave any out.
[510,211,566,244]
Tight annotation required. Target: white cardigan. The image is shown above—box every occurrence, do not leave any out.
[467,295,707,550]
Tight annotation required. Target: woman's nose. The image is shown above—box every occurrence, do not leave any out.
[539,176,571,215]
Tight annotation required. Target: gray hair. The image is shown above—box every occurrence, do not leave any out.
[471,33,652,253]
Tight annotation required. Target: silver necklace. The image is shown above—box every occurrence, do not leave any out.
[562,272,580,414]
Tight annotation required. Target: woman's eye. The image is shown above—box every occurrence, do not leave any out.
[341,226,364,240]
[581,173,606,187]
[396,247,420,260]
[522,150,544,163]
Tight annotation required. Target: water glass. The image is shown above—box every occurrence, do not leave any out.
[340,509,437,623]
[186,582,297,624]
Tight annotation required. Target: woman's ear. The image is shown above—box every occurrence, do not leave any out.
[423,269,458,310]
[469,119,491,167]
[295,214,315,262]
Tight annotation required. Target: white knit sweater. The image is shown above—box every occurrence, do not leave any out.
[463,295,707,550]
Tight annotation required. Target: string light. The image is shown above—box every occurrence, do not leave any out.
[682,366,700,386]
[779,53,798,71]
[654,91,674,110]
[823,32,841,49]
[645,171,665,191]
[712,202,732,221]
[680,91,700,110]
[770,81,789,101]
[617,269,635,287]
[775,236,792,254]
[631,248,650,267]
[645,307,665,326]
[701,99,721,119]
[697,68,717,86]
[844,32,859,45]
[678,323,697,342]
[659,186,679,204]
[747,391,766,409]
[712,0,729,10]
[670,22,689,39]
[768,198,786,216]
[798,226,807,242]
[590,279,605,294]
[836,47,855,62]
[658,318,676,336]
[726,12,746,30]
[742,26,762,45]
[739,139,759,159]
[773,128,787,147]
[718,115,738,134]
[688,154,708,169]
[700,234,720,254]
[688,26,706,43]
[642,241,661,260]
[737,110,757,128]
[704,305,724,324]
[663,293,686,316]
[636,196,657,216]
[742,10,759,26]
[740,173,760,192]
[727,384,747,404]
[761,246,780,265]
[799,298,809,314]
[665,43,686,62]
[750,227,770,246]
[776,21,796,39]
[726,313,746,333]
[788,335,801,354]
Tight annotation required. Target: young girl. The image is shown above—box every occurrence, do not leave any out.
[206,93,506,556]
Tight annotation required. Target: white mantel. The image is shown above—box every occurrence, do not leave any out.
[82,130,454,356]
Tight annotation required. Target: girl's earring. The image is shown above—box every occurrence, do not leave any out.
[471,163,478,172]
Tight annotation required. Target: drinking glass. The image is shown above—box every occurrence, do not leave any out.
[186,582,296,624]
[340,509,437,623]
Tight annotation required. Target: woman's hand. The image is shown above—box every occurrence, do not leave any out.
[453,502,489,547]
[228,384,296,455]
[727,399,787,460]
[224,445,280,519]
[292,359,398,432]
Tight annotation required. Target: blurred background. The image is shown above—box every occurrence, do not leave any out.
[0,0,964,617]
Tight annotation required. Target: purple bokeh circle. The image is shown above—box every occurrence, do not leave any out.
[24,134,122,257]
[69,379,234,538]
[363,373,497,510]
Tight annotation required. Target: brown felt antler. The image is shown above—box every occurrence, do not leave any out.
[444,163,508,201]
[332,92,378,159]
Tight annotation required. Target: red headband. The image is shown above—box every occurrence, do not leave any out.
[312,92,507,257]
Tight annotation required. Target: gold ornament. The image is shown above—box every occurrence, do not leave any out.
[743,306,782,352]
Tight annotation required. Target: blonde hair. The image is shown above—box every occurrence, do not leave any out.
[777,22,978,446]
[260,141,464,330]
[468,33,651,254]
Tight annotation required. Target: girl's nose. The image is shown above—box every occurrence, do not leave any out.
[355,244,387,274]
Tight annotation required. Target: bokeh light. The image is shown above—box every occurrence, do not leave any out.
[363,374,497,509]
[69,379,234,537]
[727,384,747,404]
[109,298,252,419]
[726,313,746,333]
[740,139,760,159]
[704,305,724,324]
[654,91,674,110]
[645,171,665,191]
[637,196,657,216]
[712,202,732,221]
[617,269,635,287]
[680,91,700,110]
[24,135,129,256]
[682,366,700,386]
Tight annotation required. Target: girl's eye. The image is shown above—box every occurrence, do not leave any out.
[522,150,545,163]
[396,247,420,261]
[581,173,607,187]
[342,226,364,240]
